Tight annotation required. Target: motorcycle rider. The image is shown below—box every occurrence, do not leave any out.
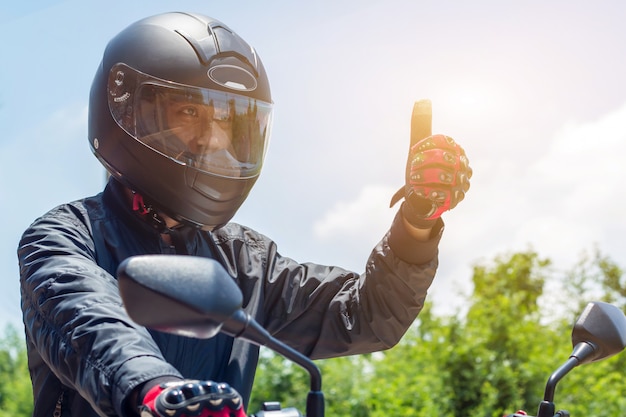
[18,11,472,417]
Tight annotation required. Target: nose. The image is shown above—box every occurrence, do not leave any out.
[190,121,213,152]
[192,127,225,153]
[197,120,233,154]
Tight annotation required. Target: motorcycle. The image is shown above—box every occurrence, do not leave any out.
[116,254,626,417]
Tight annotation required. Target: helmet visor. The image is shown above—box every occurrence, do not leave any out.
[108,63,273,178]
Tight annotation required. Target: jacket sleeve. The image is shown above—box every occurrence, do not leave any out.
[18,204,182,417]
[221,210,443,360]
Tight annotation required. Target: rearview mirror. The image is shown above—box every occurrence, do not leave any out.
[571,301,626,364]
[117,254,242,339]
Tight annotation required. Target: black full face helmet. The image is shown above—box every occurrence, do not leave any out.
[89,12,273,230]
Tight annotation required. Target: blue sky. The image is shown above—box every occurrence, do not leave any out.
[2,0,626,330]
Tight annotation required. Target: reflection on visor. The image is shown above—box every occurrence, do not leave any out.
[107,63,272,178]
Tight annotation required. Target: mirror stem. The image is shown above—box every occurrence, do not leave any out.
[542,356,579,404]
[222,310,325,417]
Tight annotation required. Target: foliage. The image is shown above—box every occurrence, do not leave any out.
[249,348,310,412]
[549,248,626,417]
[249,348,373,416]
[0,325,32,417]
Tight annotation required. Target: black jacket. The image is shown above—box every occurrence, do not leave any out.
[19,178,442,417]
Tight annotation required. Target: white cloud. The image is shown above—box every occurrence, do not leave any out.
[529,102,626,187]
[518,102,626,261]
[312,184,397,241]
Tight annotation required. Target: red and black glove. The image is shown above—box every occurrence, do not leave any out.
[391,101,472,229]
[140,380,246,417]
[401,134,472,227]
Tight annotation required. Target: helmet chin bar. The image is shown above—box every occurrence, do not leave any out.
[95,141,252,231]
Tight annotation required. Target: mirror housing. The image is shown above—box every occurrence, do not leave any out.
[117,254,242,339]
[571,301,626,364]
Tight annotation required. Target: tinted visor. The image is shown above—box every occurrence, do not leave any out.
[108,63,272,178]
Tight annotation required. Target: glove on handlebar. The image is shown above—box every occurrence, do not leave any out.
[392,134,472,229]
[140,380,246,417]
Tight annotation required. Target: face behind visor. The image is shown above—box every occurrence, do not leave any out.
[109,63,273,180]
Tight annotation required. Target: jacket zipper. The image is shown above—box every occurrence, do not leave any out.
[53,389,65,417]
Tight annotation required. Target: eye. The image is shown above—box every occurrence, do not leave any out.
[179,106,199,117]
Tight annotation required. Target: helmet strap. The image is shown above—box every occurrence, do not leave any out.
[131,192,191,254]
[132,192,167,232]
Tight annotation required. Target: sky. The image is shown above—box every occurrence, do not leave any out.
[1,0,626,331]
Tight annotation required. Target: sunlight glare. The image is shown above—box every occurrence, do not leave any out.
[433,79,507,129]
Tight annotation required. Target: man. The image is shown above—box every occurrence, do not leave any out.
[18,11,471,417]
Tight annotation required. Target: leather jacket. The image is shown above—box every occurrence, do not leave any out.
[19,178,442,417]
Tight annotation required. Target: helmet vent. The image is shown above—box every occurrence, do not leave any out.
[207,65,257,92]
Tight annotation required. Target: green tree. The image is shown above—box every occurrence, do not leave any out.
[0,324,32,417]
[248,348,309,413]
[552,248,626,416]
[358,250,566,417]
[460,251,559,417]
[365,303,456,416]
[249,348,372,417]
[318,354,372,417]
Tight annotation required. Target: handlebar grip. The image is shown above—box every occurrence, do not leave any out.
[250,402,303,417]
